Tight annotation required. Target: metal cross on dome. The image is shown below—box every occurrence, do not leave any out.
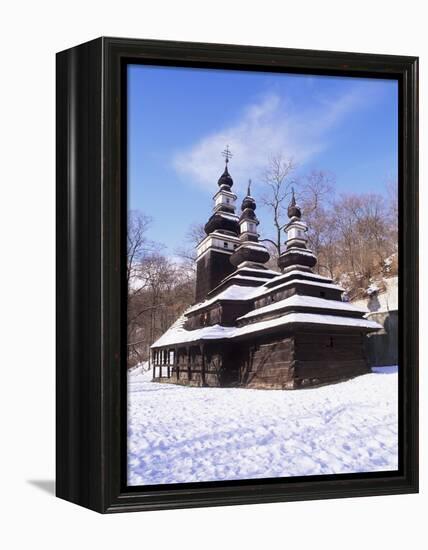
[221,145,233,164]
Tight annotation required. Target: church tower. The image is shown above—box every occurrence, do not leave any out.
[277,188,317,272]
[195,147,241,302]
[230,180,270,269]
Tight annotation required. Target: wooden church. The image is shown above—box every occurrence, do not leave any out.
[151,152,381,389]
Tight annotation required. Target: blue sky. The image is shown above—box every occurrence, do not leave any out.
[128,64,398,254]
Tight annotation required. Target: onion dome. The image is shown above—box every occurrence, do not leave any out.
[218,145,234,188]
[217,164,234,188]
[240,180,257,221]
[241,180,256,211]
[230,242,270,267]
[278,188,317,272]
[204,213,239,236]
[287,187,301,219]
[230,179,270,267]
[239,208,257,222]
[203,147,240,236]
[277,247,317,271]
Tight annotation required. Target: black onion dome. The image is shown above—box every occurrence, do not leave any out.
[239,208,257,222]
[204,212,239,236]
[230,244,270,267]
[241,195,256,211]
[287,188,301,219]
[278,249,316,271]
[217,165,234,187]
[241,179,257,214]
[242,179,256,211]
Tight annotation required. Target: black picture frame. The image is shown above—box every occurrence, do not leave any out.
[56,36,419,513]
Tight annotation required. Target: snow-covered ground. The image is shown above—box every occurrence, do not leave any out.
[127,366,398,486]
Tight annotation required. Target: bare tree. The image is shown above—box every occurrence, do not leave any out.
[386,179,398,250]
[127,211,165,367]
[174,222,206,271]
[386,179,398,220]
[128,247,196,368]
[299,170,334,215]
[259,154,296,256]
[331,192,397,298]
[127,210,156,291]
[298,170,335,275]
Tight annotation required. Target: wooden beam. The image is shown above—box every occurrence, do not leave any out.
[167,349,171,378]
[201,343,205,386]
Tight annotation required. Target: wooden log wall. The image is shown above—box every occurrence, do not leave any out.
[293,331,370,388]
[243,337,295,389]
[152,329,370,390]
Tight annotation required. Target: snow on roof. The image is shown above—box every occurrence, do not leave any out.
[238,266,279,276]
[186,284,259,314]
[228,274,271,282]
[188,275,345,316]
[218,265,278,285]
[265,269,332,286]
[217,212,239,221]
[188,266,279,314]
[151,318,235,348]
[150,312,189,348]
[237,294,368,320]
[235,243,268,252]
[281,247,315,257]
[151,310,382,348]
[256,277,345,298]
[233,312,382,338]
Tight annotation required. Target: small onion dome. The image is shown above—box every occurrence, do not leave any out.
[239,208,257,222]
[217,165,233,187]
[230,243,270,267]
[287,188,301,219]
[278,248,317,271]
[242,179,256,211]
[241,195,256,211]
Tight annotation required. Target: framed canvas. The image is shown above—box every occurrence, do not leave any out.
[56,37,418,513]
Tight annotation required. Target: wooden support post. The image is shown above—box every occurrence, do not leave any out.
[201,343,205,386]
[187,346,191,380]
[167,349,171,379]
[162,349,167,378]
[174,346,178,379]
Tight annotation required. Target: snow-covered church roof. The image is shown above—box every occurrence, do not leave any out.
[151,309,381,348]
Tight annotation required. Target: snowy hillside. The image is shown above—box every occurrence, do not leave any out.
[128,368,398,486]
[352,275,398,313]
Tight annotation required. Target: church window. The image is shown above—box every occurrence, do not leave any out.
[223,242,228,248]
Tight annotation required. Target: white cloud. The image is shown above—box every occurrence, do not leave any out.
[172,87,365,194]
